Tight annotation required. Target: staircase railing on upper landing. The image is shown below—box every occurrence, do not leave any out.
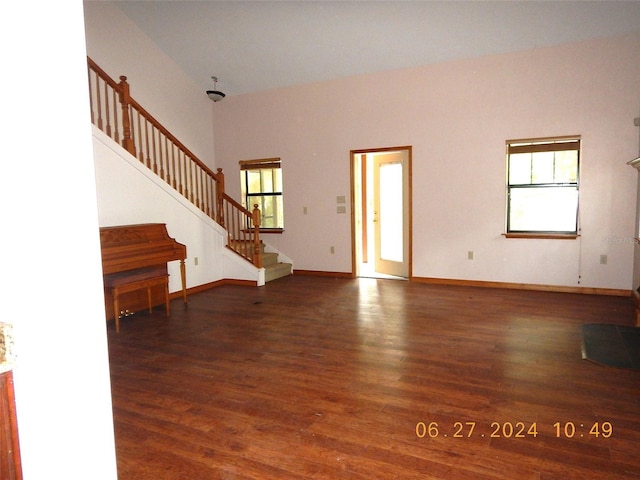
[87,57,262,268]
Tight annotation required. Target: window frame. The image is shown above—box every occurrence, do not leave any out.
[505,136,581,238]
[239,157,284,233]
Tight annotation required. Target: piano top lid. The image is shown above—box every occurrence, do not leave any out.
[100,223,172,246]
[99,223,186,274]
[100,222,167,229]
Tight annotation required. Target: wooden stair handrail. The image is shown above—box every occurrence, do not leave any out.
[87,57,262,269]
[220,193,250,217]
[126,96,221,182]
[87,57,119,89]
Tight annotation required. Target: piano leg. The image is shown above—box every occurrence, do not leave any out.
[113,295,121,333]
[165,280,171,316]
[180,259,188,306]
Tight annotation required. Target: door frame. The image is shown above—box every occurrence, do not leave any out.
[350,146,413,279]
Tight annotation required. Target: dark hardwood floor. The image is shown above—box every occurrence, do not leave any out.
[107,275,640,479]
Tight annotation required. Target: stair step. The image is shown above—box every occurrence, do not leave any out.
[228,241,291,282]
[262,252,279,267]
[265,262,292,282]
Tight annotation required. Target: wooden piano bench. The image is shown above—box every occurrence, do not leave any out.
[103,267,170,332]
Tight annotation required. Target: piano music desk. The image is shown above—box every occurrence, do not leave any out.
[103,266,170,332]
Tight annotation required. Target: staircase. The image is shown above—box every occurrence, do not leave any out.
[87,57,292,282]
[262,248,293,282]
[229,240,292,282]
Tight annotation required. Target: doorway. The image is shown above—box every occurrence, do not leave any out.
[351,146,412,279]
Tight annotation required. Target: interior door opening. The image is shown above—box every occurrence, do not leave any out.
[351,147,411,279]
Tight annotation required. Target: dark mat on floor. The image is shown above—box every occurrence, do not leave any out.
[581,324,640,370]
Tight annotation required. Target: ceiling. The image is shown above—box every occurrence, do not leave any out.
[115,1,640,98]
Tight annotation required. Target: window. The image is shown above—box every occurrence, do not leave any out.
[506,136,580,236]
[240,157,284,230]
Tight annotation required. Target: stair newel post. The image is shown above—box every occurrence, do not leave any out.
[252,204,262,268]
[118,75,135,156]
[216,168,225,227]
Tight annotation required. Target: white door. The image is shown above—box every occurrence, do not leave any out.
[372,151,409,278]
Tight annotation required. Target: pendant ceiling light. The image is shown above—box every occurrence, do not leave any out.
[206,76,225,102]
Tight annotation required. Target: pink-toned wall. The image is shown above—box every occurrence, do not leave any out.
[214,33,640,290]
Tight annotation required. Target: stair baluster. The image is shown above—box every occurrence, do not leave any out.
[87,57,264,269]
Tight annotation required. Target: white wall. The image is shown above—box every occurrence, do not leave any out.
[213,33,640,291]
[83,1,216,169]
[0,1,117,478]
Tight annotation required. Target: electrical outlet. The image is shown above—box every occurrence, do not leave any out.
[468,251,475,260]
[600,254,607,265]
[194,256,199,266]
[303,206,308,215]
[330,246,335,254]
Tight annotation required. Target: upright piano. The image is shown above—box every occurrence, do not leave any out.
[99,223,187,321]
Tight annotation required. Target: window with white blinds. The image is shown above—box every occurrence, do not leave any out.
[506,137,580,235]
